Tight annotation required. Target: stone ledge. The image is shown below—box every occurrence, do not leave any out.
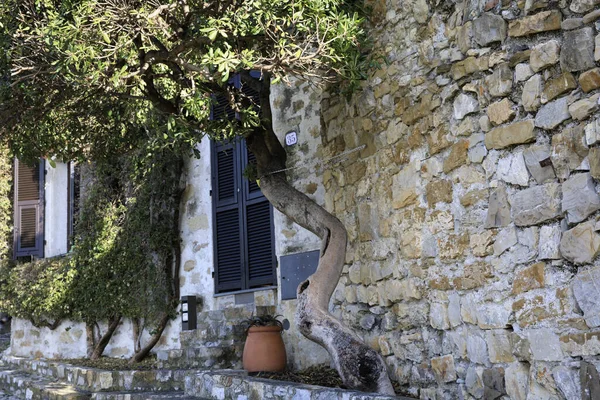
[1,356,186,393]
[0,367,90,399]
[184,370,411,400]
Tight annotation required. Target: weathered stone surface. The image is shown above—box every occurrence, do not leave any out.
[494,226,517,255]
[392,162,418,209]
[530,40,560,72]
[512,262,545,294]
[427,125,451,155]
[590,148,600,179]
[465,366,484,399]
[508,10,561,37]
[485,120,536,150]
[585,119,600,146]
[596,33,600,62]
[584,8,600,23]
[522,74,542,112]
[552,123,589,180]
[443,140,468,173]
[448,293,462,328]
[561,17,584,30]
[486,330,515,363]
[359,314,376,330]
[581,361,600,400]
[505,363,529,400]
[579,68,600,93]
[430,302,450,330]
[560,221,600,264]
[426,179,452,206]
[562,173,600,224]
[560,332,600,356]
[569,94,599,121]
[482,368,506,400]
[511,183,561,227]
[431,355,457,383]
[473,13,507,46]
[467,334,489,364]
[523,145,555,184]
[485,186,511,228]
[535,97,571,130]
[487,98,514,126]
[515,63,534,82]
[486,63,513,98]
[451,57,489,80]
[454,93,479,120]
[561,27,596,72]
[539,225,562,260]
[497,152,530,186]
[570,0,600,13]
[528,329,564,361]
[553,367,581,400]
[573,266,600,327]
[541,72,577,103]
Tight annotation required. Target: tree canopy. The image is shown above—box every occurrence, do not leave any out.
[0,0,371,162]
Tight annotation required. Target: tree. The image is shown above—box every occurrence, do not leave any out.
[0,0,393,394]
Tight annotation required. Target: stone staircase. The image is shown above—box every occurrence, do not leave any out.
[0,355,199,400]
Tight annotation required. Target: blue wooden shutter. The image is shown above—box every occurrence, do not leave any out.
[14,159,44,258]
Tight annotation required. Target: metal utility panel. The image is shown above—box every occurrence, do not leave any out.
[280,250,320,300]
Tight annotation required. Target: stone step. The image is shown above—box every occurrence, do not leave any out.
[0,367,91,399]
[1,356,186,393]
[91,390,200,400]
[156,346,242,370]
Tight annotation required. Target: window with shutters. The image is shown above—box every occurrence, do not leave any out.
[13,159,45,258]
[211,72,276,294]
[13,159,80,259]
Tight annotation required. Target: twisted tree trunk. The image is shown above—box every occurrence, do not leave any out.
[245,76,394,395]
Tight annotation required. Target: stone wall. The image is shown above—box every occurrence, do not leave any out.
[320,0,600,398]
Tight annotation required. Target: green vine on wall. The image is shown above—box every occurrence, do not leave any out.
[0,148,183,360]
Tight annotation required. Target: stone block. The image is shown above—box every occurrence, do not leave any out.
[562,17,584,30]
[522,145,555,184]
[473,13,507,46]
[487,98,515,126]
[569,93,599,121]
[451,56,489,80]
[515,63,534,82]
[539,225,562,260]
[482,367,506,400]
[485,119,536,150]
[559,220,600,264]
[586,119,600,146]
[486,330,516,363]
[497,152,530,186]
[552,123,588,181]
[570,0,600,13]
[530,40,560,72]
[541,72,577,103]
[579,68,600,92]
[581,361,600,400]
[527,329,564,361]
[392,162,418,209]
[443,140,468,173]
[512,262,545,294]
[431,355,457,383]
[573,266,600,327]
[508,10,562,37]
[553,366,581,400]
[511,183,562,227]
[560,332,600,356]
[562,173,600,224]
[493,226,517,256]
[465,366,484,399]
[425,179,452,206]
[590,148,600,179]
[596,33,600,62]
[485,186,511,228]
[534,97,571,130]
[522,74,542,112]
[561,27,596,72]
[505,363,529,400]
[486,63,513,98]
[466,334,489,364]
[453,93,479,120]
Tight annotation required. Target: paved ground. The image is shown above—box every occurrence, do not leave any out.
[0,390,19,399]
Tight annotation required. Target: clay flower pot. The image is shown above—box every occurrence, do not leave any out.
[242,325,287,372]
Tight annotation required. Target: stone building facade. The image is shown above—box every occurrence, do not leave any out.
[8,0,600,399]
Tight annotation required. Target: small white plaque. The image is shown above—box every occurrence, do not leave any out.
[182,303,188,312]
[285,131,298,146]
[182,312,188,322]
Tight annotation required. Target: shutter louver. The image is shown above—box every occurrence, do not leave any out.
[215,208,243,291]
[217,149,236,204]
[246,200,275,287]
[246,149,261,195]
[14,159,44,258]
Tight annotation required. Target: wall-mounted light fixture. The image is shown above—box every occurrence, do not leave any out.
[181,296,197,330]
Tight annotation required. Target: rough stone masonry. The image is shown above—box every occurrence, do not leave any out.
[320,0,600,398]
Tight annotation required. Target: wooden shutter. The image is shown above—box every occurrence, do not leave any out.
[246,200,275,288]
[14,159,44,258]
[213,143,244,292]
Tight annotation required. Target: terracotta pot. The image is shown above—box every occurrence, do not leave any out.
[242,326,286,372]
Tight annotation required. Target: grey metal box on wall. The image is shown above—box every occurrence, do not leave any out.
[280,250,320,300]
